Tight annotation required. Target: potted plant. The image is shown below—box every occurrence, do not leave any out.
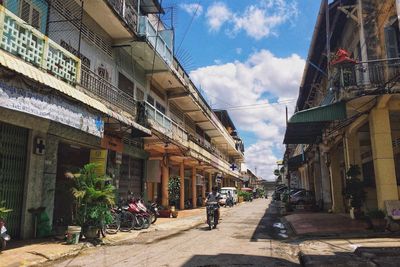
[366,209,386,232]
[71,163,115,239]
[344,165,366,219]
[168,176,180,212]
[0,201,12,220]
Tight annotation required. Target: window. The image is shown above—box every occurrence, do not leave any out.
[118,72,134,97]
[20,0,42,30]
[136,88,144,101]
[147,95,155,106]
[384,19,400,59]
[156,101,165,114]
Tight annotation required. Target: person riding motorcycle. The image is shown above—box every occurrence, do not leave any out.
[205,187,221,228]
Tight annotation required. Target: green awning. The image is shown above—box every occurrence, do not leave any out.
[284,102,347,144]
[287,154,305,171]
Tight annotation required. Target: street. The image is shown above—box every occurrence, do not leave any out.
[47,199,300,267]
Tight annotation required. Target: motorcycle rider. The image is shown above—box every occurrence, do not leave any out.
[205,187,221,228]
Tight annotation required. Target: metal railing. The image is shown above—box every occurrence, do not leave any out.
[0,5,81,85]
[145,101,188,143]
[107,0,139,33]
[333,58,400,90]
[138,16,173,66]
[188,134,228,162]
[80,66,136,116]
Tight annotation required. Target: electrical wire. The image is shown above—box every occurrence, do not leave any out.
[176,0,202,55]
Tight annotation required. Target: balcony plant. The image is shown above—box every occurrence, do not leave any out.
[366,209,386,232]
[344,165,366,219]
[71,163,115,239]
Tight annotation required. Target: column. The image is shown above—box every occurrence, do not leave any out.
[329,148,345,213]
[192,166,197,208]
[202,171,206,206]
[161,162,169,207]
[208,172,212,192]
[179,162,185,210]
[369,107,399,209]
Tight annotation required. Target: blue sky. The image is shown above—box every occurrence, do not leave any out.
[162,0,321,180]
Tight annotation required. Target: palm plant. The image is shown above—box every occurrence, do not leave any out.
[0,201,12,219]
[71,164,115,228]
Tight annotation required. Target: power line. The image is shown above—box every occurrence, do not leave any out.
[176,0,201,55]
[214,99,296,111]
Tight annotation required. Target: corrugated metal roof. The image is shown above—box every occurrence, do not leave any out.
[289,102,346,123]
[0,50,151,136]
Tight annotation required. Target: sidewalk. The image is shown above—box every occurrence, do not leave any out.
[0,206,216,267]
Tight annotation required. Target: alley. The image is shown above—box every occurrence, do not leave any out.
[47,199,299,267]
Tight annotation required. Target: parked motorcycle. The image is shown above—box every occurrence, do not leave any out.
[127,194,150,230]
[0,218,10,252]
[146,201,159,224]
[206,202,219,230]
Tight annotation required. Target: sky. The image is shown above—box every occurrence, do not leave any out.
[161,0,321,181]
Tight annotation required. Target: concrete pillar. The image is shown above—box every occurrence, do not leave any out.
[179,162,185,210]
[192,166,197,208]
[329,148,345,213]
[161,162,169,207]
[201,171,206,206]
[313,158,322,204]
[369,107,399,209]
[208,172,212,192]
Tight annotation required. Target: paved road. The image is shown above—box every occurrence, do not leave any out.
[49,199,299,267]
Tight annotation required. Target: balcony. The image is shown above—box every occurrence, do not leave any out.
[107,0,138,33]
[0,5,80,85]
[145,101,188,145]
[138,16,173,66]
[333,58,400,92]
[80,66,136,117]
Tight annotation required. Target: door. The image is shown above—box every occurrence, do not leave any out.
[53,143,90,226]
[119,155,143,200]
[0,122,28,238]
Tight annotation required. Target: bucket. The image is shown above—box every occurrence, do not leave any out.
[66,226,81,245]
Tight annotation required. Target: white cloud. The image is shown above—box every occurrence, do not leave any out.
[190,50,305,181]
[206,0,298,40]
[206,2,232,31]
[235,48,242,55]
[180,3,203,18]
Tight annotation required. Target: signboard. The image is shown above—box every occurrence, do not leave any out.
[0,82,104,137]
[90,149,108,176]
[101,135,123,153]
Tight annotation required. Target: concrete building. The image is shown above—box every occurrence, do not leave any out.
[0,0,244,239]
[284,0,400,213]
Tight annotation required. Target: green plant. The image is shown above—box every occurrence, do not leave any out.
[344,164,366,209]
[168,176,180,207]
[238,191,252,201]
[0,201,12,219]
[366,209,386,219]
[71,163,115,228]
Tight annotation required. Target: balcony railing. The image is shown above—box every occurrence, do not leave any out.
[138,16,173,66]
[145,101,187,143]
[188,134,228,162]
[333,58,400,90]
[107,0,139,33]
[0,5,81,85]
[80,66,136,116]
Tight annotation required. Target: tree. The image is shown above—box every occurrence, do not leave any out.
[168,176,181,207]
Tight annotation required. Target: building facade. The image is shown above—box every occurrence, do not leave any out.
[0,0,244,239]
[284,0,400,213]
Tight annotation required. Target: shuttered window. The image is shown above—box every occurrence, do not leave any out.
[19,0,42,30]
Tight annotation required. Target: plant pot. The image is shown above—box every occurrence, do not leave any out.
[83,226,99,239]
[158,210,171,218]
[66,225,81,244]
[238,196,244,203]
[171,211,178,218]
[371,218,386,232]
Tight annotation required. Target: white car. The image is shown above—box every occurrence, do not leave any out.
[219,187,238,205]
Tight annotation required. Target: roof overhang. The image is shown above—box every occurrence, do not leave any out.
[284,102,347,144]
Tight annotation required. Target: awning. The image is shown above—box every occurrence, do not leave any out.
[287,154,305,171]
[284,102,346,144]
[0,50,151,136]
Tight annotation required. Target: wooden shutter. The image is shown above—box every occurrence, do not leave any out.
[31,7,40,29]
[20,0,31,23]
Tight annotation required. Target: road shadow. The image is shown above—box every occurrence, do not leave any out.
[181,253,299,267]
[250,207,289,242]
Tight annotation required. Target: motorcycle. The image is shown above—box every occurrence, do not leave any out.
[206,202,219,230]
[0,218,10,252]
[146,201,159,224]
[127,194,151,230]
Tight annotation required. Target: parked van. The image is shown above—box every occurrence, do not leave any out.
[220,187,238,205]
